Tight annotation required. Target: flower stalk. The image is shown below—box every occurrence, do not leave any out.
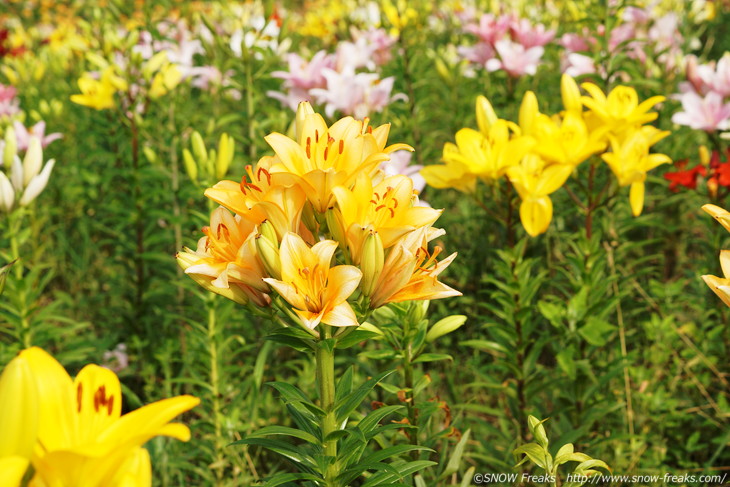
[316,325,338,485]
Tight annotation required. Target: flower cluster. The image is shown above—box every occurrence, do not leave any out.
[673,53,730,132]
[458,13,555,78]
[178,102,459,333]
[0,347,198,487]
[267,28,403,118]
[422,75,670,236]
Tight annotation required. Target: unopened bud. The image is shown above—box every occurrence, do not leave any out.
[3,126,16,167]
[325,208,347,251]
[255,233,281,280]
[143,146,158,165]
[258,220,278,245]
[216,133,234,179]
[22,137,43,186]
[476,95,497,136]
[407,300,429,324]
[191,132,207,168]
[426,315,466,343]
[699,145,710,166]
[295,101,315,144]
[301,202,317,234]
[182,149,198,183]
[359,231,384,297]
[206,148,217,179]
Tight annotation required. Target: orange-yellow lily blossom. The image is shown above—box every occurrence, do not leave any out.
[701,204,730,307]
[600,130,671,217]
[369,226,461,309]
[177,207,271,307]
[332,173,441,261]
[204,161,308,242]
[532,111,607,167]
[2,347,199,487]
[264,102,411,212]
[263,233,362,330]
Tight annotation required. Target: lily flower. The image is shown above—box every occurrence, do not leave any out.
[532,111,607,167]
[368,226,460,309]
[580,83,665,135]
[70,67,128,110]
[3,347,199,487]
[12,120,62,151]
[264,103,411,212]
[601,130,671,216]
[701,204,730,307]
[263,233,362,330]
[332,173,441,261]
[486,40,544,77]
[178,207,271,307]
[671,91,730,132]
[507,154,573,236]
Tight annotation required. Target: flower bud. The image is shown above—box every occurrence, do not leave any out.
[22,137,43,186]
[699,145,710,166]
[425,314,466,343]
[3,126,16,168]
[0,171,15,212]
[359,231,384,297]
[182,149,198,183]
[407,300,429,324]
[325,208,347,250]
[476,95,497,136]
[560,73,582,113]
[295,101,315,144]
[206,148,217,179]
[258,220,278,246]
[215,133,234,179]
[191,132,207,168]
[20,159,55,206]
[255,233,282,280]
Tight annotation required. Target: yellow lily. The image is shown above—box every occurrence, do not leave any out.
[369,227,461,309]
[507,154,573,237]
[0,353,38,487]
[601,131,671,217]
[177,207,271,307]
[532,111,606,167]
[148,64,182,99]
[6,347,199,487]
[332,173,442,261]
[204,161,308,242]
[70,67,128,110]
[263,233,363,330]
[419,149,477,193]
[580,82,665,135]
[701,204,730,307]
[264,102,411,212]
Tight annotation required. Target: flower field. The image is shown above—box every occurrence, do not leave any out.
[1,0,730,486]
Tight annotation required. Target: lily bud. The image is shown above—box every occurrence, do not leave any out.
[22,137,43,186]
[560,74,582,113]
[215,133,234,179]
[3,126,16,167]
[255,233,282,280]
[206,148,217,179]
[359,231,384,297]
[699,145,710,166]
[407,300,429,324]
[0,171,15,212]
[519,91,538,135]
[20,159,55,207]
[476,95,497,136]
[426,314,466,343]
[258,220,278,245]
[182,149,198,183]
[191,132,207,168]
[295,101,315,144]
[325,208,347,250]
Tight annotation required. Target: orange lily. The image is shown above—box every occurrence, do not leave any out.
[263,233,362,330]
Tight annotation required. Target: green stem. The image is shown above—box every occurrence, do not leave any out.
[207,296,224,486]
[9,211,30,347]
[317,325,338,486]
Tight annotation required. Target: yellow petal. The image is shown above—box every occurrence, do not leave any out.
[520,196,553,237]
[561,74,582,113]
[19,347,76,452]
[720,250,730,278]
[73,365,123,446]
[476,95,498,135]
[321,302,360,327]
[703,204,730,233]
[324,265,362,305]
[0,456,29,487]
[629,181,644,217]
[0,354,38,459]
[702,274,730,308]
[519,91,539,135]
[535,164,573,196]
